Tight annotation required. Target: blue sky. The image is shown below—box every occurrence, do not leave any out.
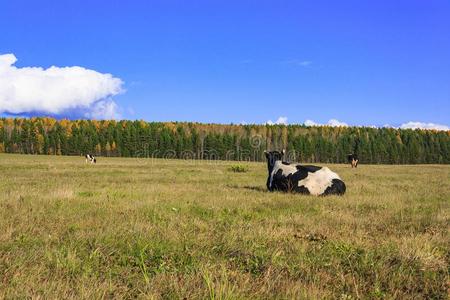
[0,0,449,128]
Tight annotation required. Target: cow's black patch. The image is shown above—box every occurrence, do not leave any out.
[282,161,290,165]
[347,154,358,162]
[322,178,346,196]
[296,165,322,173]
[295,185,310,194]
[271,169,290,191]
[290,165,322,182]
[266,177,272,191]
[290,168,309,182]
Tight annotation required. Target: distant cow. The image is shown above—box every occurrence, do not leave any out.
[347,154,358,168]
[85,154,96,164]
[264,150,346,196]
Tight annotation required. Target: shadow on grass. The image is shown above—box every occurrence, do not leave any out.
[228,185,268,193]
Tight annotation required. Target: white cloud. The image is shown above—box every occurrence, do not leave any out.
[400,121,449,131]
[0,53,124,119]
[304,119,348,127]
[266,116,288,125]
[85,99,121,120]
[304,119,318,126]
[275,116,288,125]
[327,119,348,127]
[290,119,449,130]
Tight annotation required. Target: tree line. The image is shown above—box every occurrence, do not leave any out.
[0,117,449,164]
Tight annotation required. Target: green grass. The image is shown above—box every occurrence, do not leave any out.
[229,164,249,173]
[0,154,449,299]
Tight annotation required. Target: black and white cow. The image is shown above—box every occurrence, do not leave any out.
[347,154,358,168]
[264,150,346,196]
[85,154,97,164]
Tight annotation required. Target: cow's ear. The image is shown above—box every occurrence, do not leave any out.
[264,150,269,158]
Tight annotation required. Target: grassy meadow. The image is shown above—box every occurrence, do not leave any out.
[0,154,449,299]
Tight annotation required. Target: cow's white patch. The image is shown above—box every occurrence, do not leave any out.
[298,167,340,195]
[85,154,96,164]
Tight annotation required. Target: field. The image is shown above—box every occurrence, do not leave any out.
[0,154,449,299]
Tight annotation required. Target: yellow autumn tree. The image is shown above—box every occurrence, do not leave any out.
[105,142,111,156]
[111,141,117,156]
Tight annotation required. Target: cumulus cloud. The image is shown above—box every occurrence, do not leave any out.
[399,121,449,131]
[304,119,348,127]
[327,119,348,127]
[266,116,288,125]
[0,53,124,119]
[304,119,318,126]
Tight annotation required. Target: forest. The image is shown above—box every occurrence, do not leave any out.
[0,117,449,164]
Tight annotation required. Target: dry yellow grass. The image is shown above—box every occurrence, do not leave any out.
[0,154,449,299]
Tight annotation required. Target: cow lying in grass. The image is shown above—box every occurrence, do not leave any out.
[85,154,97,164]
[264,150,346,196]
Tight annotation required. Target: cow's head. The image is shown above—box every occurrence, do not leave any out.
[264,150,285,171]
